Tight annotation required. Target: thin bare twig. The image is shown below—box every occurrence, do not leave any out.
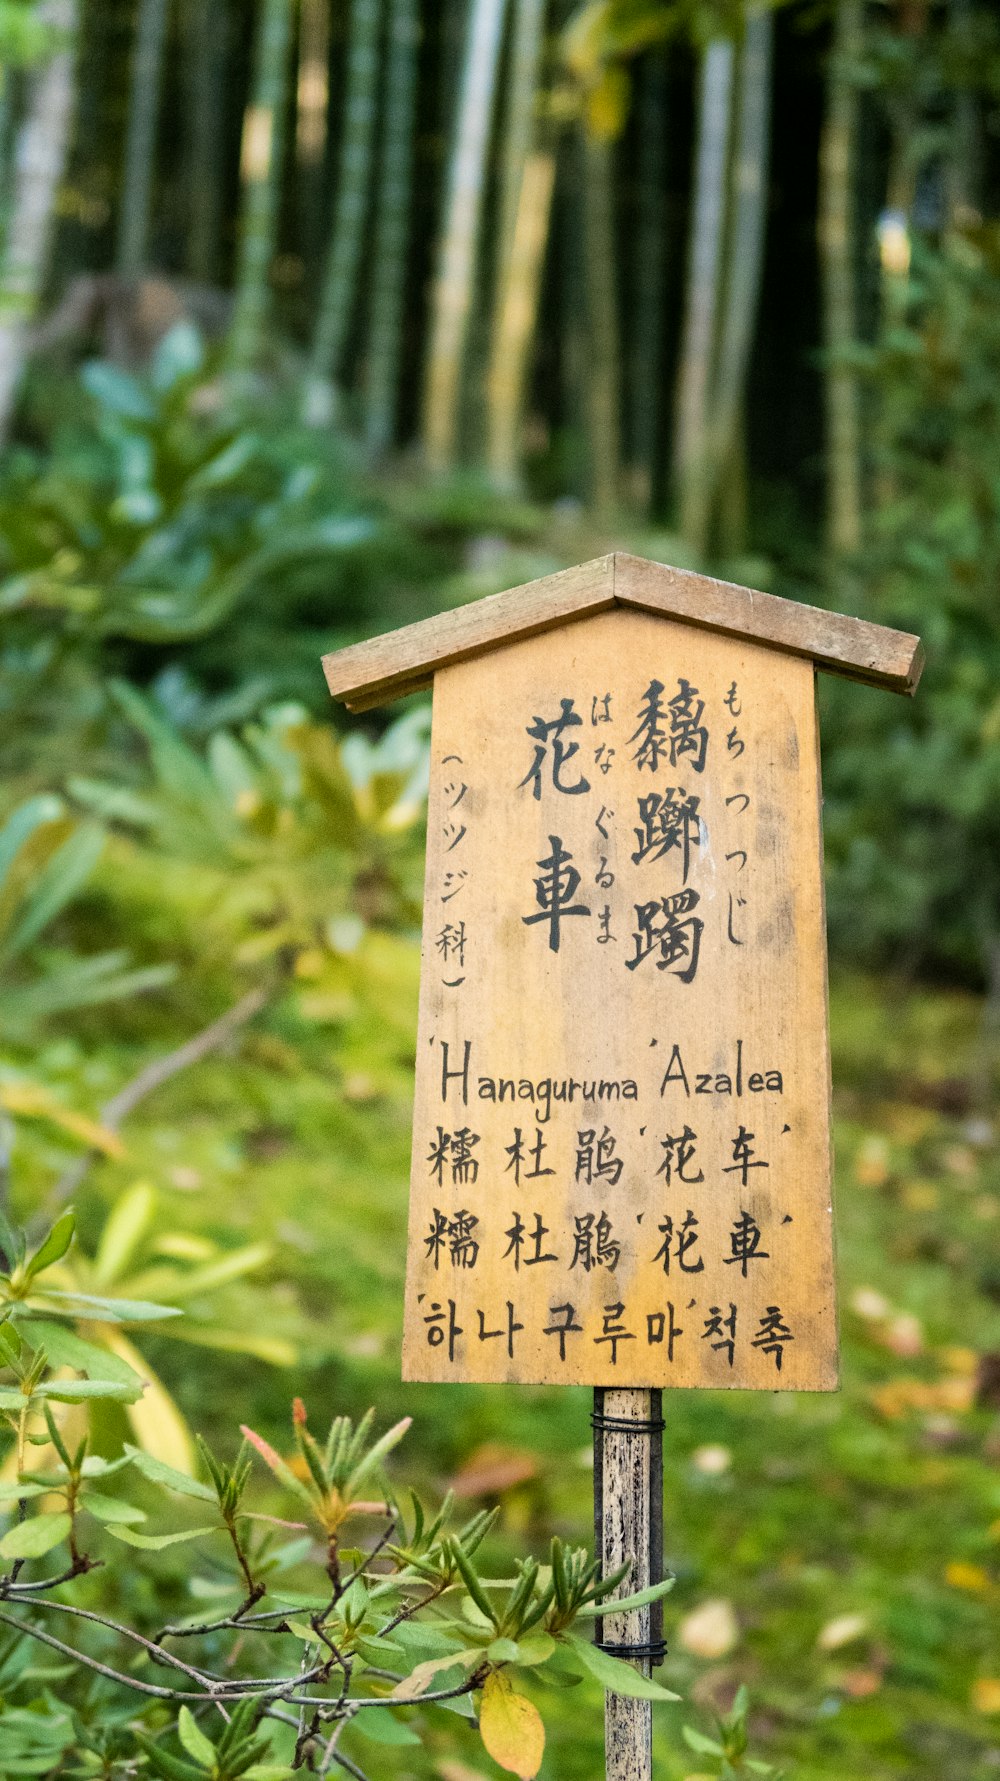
[48,982,272,1209]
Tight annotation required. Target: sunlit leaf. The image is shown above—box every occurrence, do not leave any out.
[177,1705,216,1767]
[561,1632,681,1701]
[0,1511,71,1558]
[479,1670,546,1778]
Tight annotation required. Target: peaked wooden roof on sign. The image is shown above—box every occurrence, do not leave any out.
[322,552,924,713]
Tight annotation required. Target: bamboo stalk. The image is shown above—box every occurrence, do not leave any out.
[304,0,382,418]
[226,0,294,375]
[183,0,227,284]
[496,0,547,281]
[295,0,331,284]
[673,35,734,552]
[818,0,862,558]
[708,5,774,546]
[362,0,419,456]
[485,149,556,488]
[422,0,508,473]
[581,129,622,521]
[115,0,169,277]
[628,51,669,515]
[0,0,79,443]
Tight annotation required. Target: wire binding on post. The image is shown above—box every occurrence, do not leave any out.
[594,1636,669,1662]
[590,1409,665,1436]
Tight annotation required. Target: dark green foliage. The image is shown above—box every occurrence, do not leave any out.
[824,226,1000,986]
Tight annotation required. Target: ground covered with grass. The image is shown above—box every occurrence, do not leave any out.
[13,947,1000,1780]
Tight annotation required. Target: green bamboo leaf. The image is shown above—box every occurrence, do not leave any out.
[561,1633,681,1702]
[0,1511,72,1558]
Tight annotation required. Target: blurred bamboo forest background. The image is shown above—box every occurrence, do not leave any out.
[1,4,1000,1775]
[2,0,1000,984]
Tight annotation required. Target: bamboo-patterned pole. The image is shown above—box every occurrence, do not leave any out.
[594,1387,664,1781]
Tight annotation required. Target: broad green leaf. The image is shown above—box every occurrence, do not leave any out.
[34,1379,142,1403]
[390,1649,480,1700]
[479,1670,545,1778]
[0,1481,48,1501]
[32,1290,181,1323]
[0,796,64,893]
[23,1213,75,1282]
[352,1705,421,1746]
[487,1638,521,1664]
[92,1182,157,1287]
[2,822,105,963]
[104,1523,219,1549]
[0,1084,123,1157]
[682,1725,726,1756]
[177,1706,215,1768]
[0,1512,71,1558]
[0,1388,29,1410]
[81,359,155,421]
[124,1442,222,1501]
[562,1633,681,1702]
[512,1631,556,1666]
[575,1576,676,1619]
[151,322,204,391]
[356,1634,406,1665]
[21,1321,143,1388]
[81,1491,146,1525]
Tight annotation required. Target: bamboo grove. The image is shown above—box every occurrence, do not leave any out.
[0,0,997,564]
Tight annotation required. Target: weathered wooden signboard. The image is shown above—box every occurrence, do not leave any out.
[323,554,923,1396]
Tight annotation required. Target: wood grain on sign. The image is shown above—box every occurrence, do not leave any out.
[402,608,838,1390]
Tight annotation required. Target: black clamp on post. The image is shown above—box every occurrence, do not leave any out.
[591,1390,668,1665]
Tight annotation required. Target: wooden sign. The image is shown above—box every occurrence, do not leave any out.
[323,554,923,1395]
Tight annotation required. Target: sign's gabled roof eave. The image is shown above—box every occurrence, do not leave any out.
[322,552,924,713]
